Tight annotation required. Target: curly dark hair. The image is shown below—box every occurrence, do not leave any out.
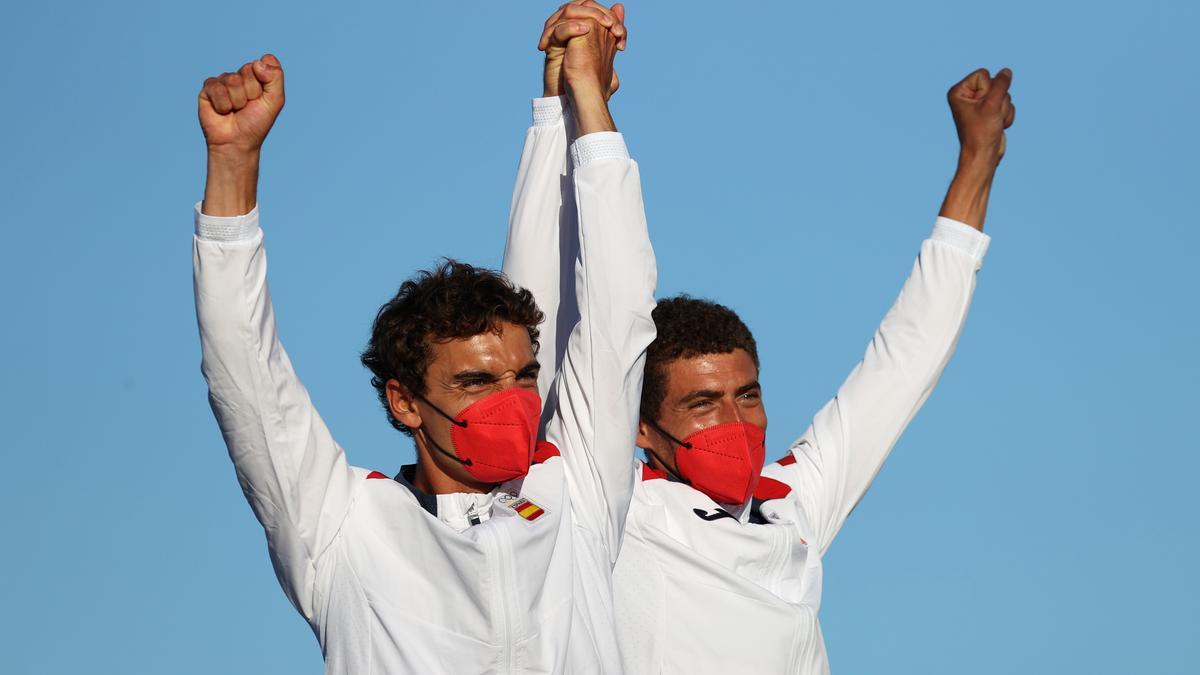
[641,295,760,421]
[361,259,543,436]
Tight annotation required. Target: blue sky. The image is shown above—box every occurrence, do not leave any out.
[2,0,1197,673]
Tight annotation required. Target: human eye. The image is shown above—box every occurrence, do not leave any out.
[517,371,539,390]
[459,376,492,390]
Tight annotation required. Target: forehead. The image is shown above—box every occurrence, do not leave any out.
[426,321,534,375]
[662,349,759,397]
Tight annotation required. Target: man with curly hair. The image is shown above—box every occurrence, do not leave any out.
[506,5,1014,668]
[191,5,650,673]
[610,66,1011,671]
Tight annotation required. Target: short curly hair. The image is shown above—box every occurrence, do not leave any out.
[361,260,543,436]
[641,295,759,421]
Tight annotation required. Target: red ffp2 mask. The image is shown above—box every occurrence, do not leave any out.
[652,421,767,506]
[421,387,542,484]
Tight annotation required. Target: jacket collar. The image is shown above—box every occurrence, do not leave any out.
[394,464,497,532]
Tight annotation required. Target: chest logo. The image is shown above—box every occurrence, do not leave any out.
[693,507,737,522]
[511,498,546,521]
[497,491,547,522]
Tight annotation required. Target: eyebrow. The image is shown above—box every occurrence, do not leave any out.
[735,381,762,396]
[678,380,761,405]
[678,389,724,405]
[451,370,496,386]
[451,360,541,386]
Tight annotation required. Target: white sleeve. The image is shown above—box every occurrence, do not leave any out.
[193,205,357,621]
[501,96,579,408]
[545,132,658,564]
[762,217,990,554]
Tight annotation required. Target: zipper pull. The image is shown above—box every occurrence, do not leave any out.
[466,503,481,526]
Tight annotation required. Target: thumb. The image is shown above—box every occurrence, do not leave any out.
[253,54,285,98]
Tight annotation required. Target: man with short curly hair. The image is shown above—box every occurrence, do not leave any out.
[636,296,759,427]
[617,66,1010,672]
[191,5,653,672]
[362,261,545,440]
[355,260,548,498]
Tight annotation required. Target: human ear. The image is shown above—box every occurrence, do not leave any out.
[386,379,423,429]
[636,417,656,451]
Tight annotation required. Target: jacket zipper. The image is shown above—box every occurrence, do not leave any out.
[480,524,518,673]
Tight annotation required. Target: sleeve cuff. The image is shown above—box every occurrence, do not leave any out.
[194,202,261,242]
[532,95,569,127]
[930,216,990,267]
[570,132,629,169]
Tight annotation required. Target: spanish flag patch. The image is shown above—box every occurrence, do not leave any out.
[511,497,545,521]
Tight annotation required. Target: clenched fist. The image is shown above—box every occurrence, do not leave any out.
[199,54,284,216]
[938,67,1017,231]
[947,68,1016,164]
[199,54,285,156]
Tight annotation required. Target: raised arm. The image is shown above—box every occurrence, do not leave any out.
[502,1,627,406]
[501,95,576,405]
[194,55,356,620]
[763,68,1015,554]
[543,9,656,563]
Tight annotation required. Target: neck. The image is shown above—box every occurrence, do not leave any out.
[642,445,682,481]
[643,421,686,479]
[412,434,493,495]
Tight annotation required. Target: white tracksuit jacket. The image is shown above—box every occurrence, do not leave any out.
[193,124,656,672]
[504,97,991,674]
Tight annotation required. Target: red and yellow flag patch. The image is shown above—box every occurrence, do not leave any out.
[511,497,545,521]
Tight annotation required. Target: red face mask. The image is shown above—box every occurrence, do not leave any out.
[419,387,542,484]
[648,420,766,506]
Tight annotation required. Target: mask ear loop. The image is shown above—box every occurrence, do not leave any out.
[414,392,473,467]
[415,392,469,428]
[643,419,692,484]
